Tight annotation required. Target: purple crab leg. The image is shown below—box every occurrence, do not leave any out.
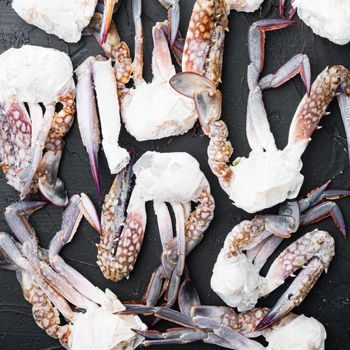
[80,193,102,234]
[49,195,106,305]
[120,304,196,328]
[297,180,331,212]
[158,0,180,47]
[300,201,347,238]
[19,104,56,199]
[75,57,102,200]
[4,201,48,248]
[165,203,186,307]
[178,279,201,318]
[248,19,297,73]
[256,257,325,331]
[0,233,75,321]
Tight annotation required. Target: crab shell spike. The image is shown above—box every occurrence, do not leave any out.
[80,193,102,235]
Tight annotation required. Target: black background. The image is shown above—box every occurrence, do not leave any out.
[0,0,350,349]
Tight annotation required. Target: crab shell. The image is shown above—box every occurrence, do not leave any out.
[69,290,147,350]
[228,148,303,213]
[132,151,207,203]
[12,0,98,43]
[293,0,350,45]
[265,314,326,350]
[0,45,74,103]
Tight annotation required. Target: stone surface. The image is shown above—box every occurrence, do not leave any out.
[0,0,350,349]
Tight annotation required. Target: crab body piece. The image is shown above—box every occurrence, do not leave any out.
[82,151,214,308]
[0,45,76,206]
[293,0,350,45]
[0,196,146,350]
[12,0,98,43]
[171,17,350,213]
[209,179,350,328]
[119,1,196,141]
[121,279,327,350]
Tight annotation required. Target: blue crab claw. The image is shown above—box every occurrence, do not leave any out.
[80,193,102,235]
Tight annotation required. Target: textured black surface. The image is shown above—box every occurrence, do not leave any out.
[1,0,350,349]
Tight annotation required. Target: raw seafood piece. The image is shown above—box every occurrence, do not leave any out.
[12,0,98,43]
[0,45,75,206]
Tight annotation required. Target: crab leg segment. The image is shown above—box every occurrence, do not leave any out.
[75,58,102,199]
[49,195,106,305]
[288,65,350,158]
[92,57,130,174]
[256,229,334,329]
[19,104,56,199]
[99,0,120,44]
[248,19,297,73]
[182,0,229,86]
[132,0,143,84]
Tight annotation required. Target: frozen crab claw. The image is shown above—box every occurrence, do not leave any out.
[12,0,99,43]
[75,55,130,199]
[0,45,76,207]
[81,151,214,308]
[121,279,327,350]
[172,18,350,213]
[283,0,350,45]
[210,181,349,317]
[0,195,147,350]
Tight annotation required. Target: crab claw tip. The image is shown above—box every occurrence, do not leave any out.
[80,193,102,235]
[255,301,292,331]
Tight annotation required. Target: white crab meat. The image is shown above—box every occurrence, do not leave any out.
[122,78,196,142]
[132,151,206,202]
[266,314,327,350]
[228,148,303,213]
[211,247,261,311]
[92,58,130,174]
[0,45,74,104]
[227,0,264,12]
[70,289,147,350]
[293,0,350,45]
[12,0,98,43]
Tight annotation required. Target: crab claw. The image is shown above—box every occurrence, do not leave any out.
[99,0,118,44]
[80,193,102,235]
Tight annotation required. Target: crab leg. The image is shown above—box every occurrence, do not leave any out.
[132,0,143,84]
[99,0,120,44]
[38,93,75,206]
[247,19,310,152]
[0,233,75,321]
[92,56,130,174]
[75,57,102,199]
[28,103,43,147]
[256,229,334,329]
[19,103,56,199]
[49,195,106,305]
[256,257,325,331]
[287,65,350,159]
[337,93,350,163]
[158,0,180,47]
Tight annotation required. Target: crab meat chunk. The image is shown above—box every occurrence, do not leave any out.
[293,0,350,45]
[122,78,196,142]
[0,45,74,103]
[266,314,327,350]
[226,0,264,12]
[12,0,98,43]
[229,148,303,213]
[70,289,147,350]
[133,151,206,202]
